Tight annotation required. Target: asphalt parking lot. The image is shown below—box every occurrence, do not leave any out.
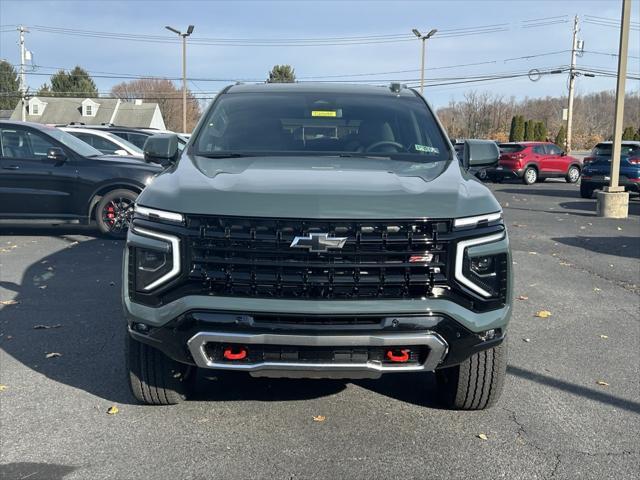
[1,180,638,480]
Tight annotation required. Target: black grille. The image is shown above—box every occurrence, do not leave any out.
[184,215,450,300]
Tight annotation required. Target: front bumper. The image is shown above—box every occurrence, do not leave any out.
[123,222,511,378]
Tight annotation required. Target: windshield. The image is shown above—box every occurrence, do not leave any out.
[46,127,103,157]
[194,92,450,162]
[593,143,640,157]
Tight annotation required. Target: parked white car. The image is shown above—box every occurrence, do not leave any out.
[59,127,144,158]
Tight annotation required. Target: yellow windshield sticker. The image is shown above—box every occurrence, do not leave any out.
[311,110,337,117]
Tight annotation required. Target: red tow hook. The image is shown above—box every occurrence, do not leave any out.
[223,346,248,360]
[386,349,410,363]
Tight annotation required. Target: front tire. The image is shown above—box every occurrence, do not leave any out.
[566,165,581,183]
[436,339,508,410]
[522,167,537,185]
[127,335,189,405]
[96,189,137,239]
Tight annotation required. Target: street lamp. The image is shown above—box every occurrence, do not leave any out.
[165,24,195,133]
[412,28,437,94]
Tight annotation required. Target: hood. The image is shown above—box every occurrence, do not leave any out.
[137,154,501,219]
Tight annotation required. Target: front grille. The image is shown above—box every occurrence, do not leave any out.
[184,215,451,300]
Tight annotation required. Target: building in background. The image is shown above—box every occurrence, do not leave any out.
[10,97,165,129]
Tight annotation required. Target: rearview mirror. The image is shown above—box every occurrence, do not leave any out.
[143,134,179,166]
[47,147,67,163]
[463,140,499,169]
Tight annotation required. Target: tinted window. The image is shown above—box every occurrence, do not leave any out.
[1,129,55,158]
[532,145,546,154]
[114,132,148,149]
[593,143,640,157]
[499,144,524,153]
[195,92,450,162]
[546,144,563,155]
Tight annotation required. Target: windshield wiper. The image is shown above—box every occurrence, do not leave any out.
[336,153,392,160]
[196,152,255,159]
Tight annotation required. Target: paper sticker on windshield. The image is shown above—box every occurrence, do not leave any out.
[415,144,439,154]
[311,110,337,117]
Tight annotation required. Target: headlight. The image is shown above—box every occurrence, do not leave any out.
[455,232,506,298]
[134,204,184,223]
[132,227,181,291]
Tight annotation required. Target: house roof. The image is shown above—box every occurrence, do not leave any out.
[9,96,162,128]
[0,109,14,119]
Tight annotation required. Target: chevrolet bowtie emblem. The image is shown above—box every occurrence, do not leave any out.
[290,233,348,253]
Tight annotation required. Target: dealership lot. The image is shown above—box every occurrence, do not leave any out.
[0,181,638,480]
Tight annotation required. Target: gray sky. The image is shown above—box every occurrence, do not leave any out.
[0,0,638,108]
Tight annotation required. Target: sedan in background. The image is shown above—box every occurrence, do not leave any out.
[60,127,144,158]
[491,142,582,185]
[581,141,640,198]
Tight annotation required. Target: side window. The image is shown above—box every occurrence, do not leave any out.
[88,135,119,154]
[1,129,55,158]
[533,145,545,155]
[546,144,562,155]
[127,133,148,149]
[73,133,95,147]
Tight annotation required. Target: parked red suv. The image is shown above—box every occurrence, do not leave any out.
[491,142,582,185]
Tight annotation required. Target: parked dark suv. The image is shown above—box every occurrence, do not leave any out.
[0,121,162,237]
[124,83,512,410]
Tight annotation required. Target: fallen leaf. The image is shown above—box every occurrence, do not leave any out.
[528,251,538,255]
[39,285,48,290]
[535,310,552,319]
[41,260,48,264]
[0,385,7,392]
[616,226,622,231]
[594,287,601,292]
[596,380,609,387]
[45,352,62,358]
[46,266,54,271]
[107,405,119,415]
[313,415,326,422]
[6,336,13,340]
[33,324,61,330]
[109,281,116,287]
[599,335,608,339]
[559,261,572,266]
[0,300,19,306]
[522,338,531,343]
[477,433,488,440]
[517,295,529,301]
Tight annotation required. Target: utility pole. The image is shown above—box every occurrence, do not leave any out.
[411,28,437,94]
[565,15,579,153]
[597,0,631,218]
[18,25,29,122]
[165,25,194,133]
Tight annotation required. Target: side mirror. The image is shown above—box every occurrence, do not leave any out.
[561,151,567,156]
[47,147,67,163]
[143,133,179,166]
[113,149,128,156]
[463,139,499,169]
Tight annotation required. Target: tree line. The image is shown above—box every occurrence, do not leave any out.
[437,90,640,149]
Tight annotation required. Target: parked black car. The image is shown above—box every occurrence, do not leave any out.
[0,121,162,237]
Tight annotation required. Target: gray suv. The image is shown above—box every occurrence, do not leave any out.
[123,83,511,409]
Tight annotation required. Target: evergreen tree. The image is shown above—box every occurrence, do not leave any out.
[508,116,517,142]
[513,115,525,142]
[43,66,98,97]
[634,128,640,142]
[555,125,567,148]
[0,60,20,109]
[267,65,296,83]
[524,119,536,141]
[622,126,636,140]
[533,121,547,141]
